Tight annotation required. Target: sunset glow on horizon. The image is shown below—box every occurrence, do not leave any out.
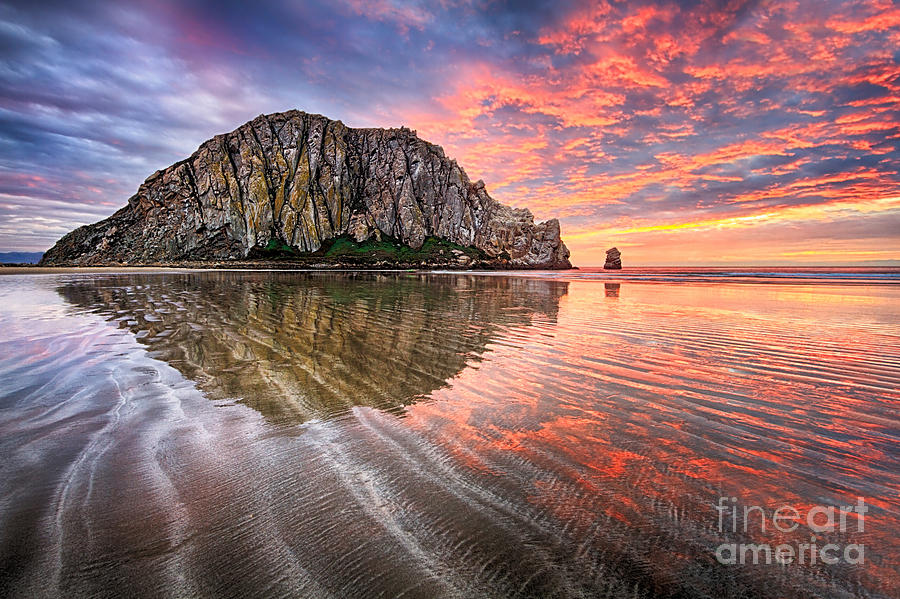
[1,0,898,265]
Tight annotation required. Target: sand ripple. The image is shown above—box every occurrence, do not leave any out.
[0,272,897,598]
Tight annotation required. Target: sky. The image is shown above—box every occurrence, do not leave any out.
[0,0,898,265]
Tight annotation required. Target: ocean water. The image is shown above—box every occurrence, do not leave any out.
[0,269,897,598]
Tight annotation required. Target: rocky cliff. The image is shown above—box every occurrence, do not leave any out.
[41,110,571,268]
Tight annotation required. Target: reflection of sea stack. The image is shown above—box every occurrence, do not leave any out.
[604,283,620,298]
[604,247,622,270]
[58,272,568,424]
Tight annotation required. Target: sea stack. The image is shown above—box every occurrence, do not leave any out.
[40,110,572,269]
[604,247,622,270]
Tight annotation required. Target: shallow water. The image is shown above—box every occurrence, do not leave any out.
[0,270,898,598]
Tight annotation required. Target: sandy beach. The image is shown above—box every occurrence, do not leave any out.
[1,269,897,598]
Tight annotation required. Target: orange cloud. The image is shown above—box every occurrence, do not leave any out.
[380,1,900,264]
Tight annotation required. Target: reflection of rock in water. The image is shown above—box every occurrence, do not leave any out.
[604,283,620,298]
[58,272,568,424]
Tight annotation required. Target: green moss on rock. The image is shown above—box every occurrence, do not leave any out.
[316,235,486,265]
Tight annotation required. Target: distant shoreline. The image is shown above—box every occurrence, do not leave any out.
[0,262,579,274]
[3,265,898,285]
[0,266,200,275]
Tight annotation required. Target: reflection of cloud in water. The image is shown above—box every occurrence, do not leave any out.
[0,273,896,597]
[58,272,569,424]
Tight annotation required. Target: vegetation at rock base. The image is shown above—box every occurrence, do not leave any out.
[248,235,495,266]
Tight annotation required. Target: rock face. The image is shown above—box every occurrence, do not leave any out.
[41,110,572,269]
[604,247,622,270]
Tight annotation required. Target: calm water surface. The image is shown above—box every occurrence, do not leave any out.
[0,269,898,598]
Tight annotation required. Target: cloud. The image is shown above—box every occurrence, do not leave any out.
[0,0,897,265]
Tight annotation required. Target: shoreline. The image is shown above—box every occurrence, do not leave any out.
[0,264,579,275]
[3,265,898,286]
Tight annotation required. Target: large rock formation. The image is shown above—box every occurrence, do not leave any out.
[41,110,571,269]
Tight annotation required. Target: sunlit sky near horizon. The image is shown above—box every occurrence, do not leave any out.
[1,0,898,265]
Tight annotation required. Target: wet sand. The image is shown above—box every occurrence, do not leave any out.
[0,270,898,598]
